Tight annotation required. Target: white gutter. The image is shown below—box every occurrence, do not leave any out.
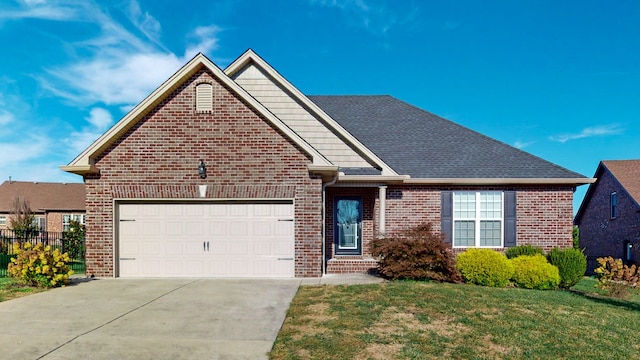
[402,177,596,185]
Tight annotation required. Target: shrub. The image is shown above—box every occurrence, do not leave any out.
[505,244,545,259]
[456,249,514,287]
[7,243,73,288]
[547,247,587,288]
[510,254,560,290]
[63,219,85,260]
[370,223,461,282]
[594,257,640,299]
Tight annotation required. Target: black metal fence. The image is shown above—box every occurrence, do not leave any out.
[0,229,85,277]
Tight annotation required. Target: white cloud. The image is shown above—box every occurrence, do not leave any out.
[310,0,419,36]
[0,109,14,125]
[0,134,49,164]
[85,107,113,130]
[44,52,184,105]
[549,124,624,143]
[185,25,221,59]
[0,0,81,21]
[513,140,533,149]
[34,2,222,107]
[63,107,114,155]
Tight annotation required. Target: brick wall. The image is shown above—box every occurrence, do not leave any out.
[84,69,322,277]
[576,170,640,272]
[325,185,575,273]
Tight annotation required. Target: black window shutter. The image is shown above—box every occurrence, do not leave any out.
[504,191,517,247]
[441,191,453,244]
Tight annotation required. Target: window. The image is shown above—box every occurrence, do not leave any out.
[453,191,503,247]
[63,214,85,232]
[0,216,5,226]
[610,192,617,219]
[195,83,213,112]
[32,216,45,231]
[334,197,363,255]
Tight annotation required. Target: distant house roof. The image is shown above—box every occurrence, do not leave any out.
[601,160,640,204]
[309,95,587,180]
[574,160,640,224]
[0,181,85,213]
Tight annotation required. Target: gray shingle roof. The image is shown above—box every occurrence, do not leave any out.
[309,95,586,179]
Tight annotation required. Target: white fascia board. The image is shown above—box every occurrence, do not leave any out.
[402,178,597,186]
[337,175,409,183]
[59,164,99,175]
[225,49,398,176]
[63,53,331,173]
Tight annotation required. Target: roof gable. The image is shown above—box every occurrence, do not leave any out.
[62,53,331,175]
[0,181,85,213]
[224,50,398,176]
[575,160,640,224]
[602,160,640,204]
[309,95,590,182]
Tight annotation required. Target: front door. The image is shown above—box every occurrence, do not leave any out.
[334,197,362,255]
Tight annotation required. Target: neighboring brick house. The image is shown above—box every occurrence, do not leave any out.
[574,160,640,273]
[0,181,86,232]
[62,50,593,278]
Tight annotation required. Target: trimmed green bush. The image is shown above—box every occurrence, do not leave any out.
[547,247,587,288]
[370,223,462,283]
[505,244,545,259]
[457,249,514,287]
[510,254,560,290]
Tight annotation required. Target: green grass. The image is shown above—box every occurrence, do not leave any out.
[0,277,47,302]
[271,278,640,359]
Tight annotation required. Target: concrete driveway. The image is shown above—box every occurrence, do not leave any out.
[0,278,301,359]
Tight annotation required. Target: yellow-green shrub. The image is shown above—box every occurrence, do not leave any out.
[8,243,73,287]
[457,249,514,287]
[510,254,560,290]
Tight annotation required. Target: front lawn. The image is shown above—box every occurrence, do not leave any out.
[271,278,640,359]
[0,277,47,302]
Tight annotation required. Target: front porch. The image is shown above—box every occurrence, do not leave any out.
[324,186,386,274]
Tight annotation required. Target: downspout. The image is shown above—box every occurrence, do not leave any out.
[322,173,339,275]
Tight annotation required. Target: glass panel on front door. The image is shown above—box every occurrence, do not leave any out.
[335,197,362,255]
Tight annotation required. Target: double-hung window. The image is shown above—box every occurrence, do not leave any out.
[63,214,85,232]
[453,191,503,247]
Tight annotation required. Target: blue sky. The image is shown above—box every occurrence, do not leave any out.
[1,0,638,212]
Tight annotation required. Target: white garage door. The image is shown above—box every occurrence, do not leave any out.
[117,202,295,278]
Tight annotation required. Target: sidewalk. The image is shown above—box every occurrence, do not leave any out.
[300,273,386,285]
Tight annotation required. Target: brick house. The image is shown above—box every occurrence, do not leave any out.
[62,50,593,278]
[574,160,640,272]
[0,181,86,232]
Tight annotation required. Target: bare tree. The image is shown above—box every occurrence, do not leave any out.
[9,196,38,237]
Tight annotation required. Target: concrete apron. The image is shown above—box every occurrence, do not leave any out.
[0,278,301,360]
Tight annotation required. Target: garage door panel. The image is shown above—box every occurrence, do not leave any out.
[274,204,293,217]
[229,241,248,255]
[253,222,272,236]
[210,241,227,255]
[165,221,183,236]
[208,221,227,235]
[253,242,271,256]
[118,202,295,278]
[274,222,293,236]
[274,240,294,256]
[230,222,248,236]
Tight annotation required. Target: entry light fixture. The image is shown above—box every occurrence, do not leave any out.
[198,159,207,179]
